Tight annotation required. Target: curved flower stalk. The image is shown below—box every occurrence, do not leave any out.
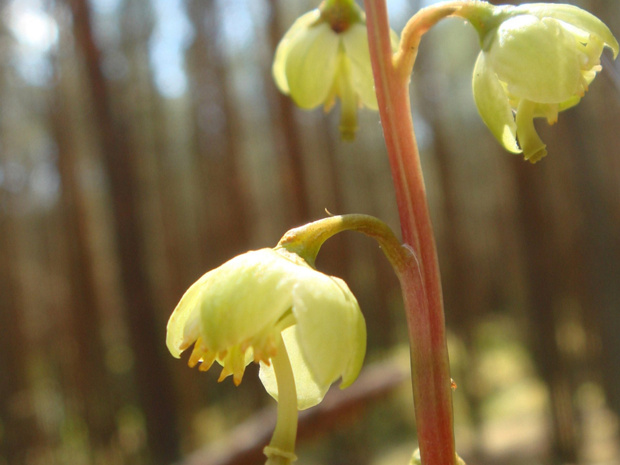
[272,0,397,140]
[464,3,619,162]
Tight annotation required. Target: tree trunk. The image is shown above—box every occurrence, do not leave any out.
[512,158,579,465]
[49,75,118,456]
[264,0,311,224]
[67,0,181,462]
[186,0,251,267]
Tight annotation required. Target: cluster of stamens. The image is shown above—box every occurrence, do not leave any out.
[186,335,279,386]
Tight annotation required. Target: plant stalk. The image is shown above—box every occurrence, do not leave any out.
[363,1,463,464]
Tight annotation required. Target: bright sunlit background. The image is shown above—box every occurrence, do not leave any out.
[1,1,619,465]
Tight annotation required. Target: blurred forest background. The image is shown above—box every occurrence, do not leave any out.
[1,0,619,464]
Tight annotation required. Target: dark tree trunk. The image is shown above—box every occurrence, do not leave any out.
[512,159,579,465]
[0,214,43,465]
[67,0,181,462]
[265,0,311,224]
[49,80,118,455]
[186,0,251,267]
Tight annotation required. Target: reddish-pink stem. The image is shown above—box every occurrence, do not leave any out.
[363,1,456,464]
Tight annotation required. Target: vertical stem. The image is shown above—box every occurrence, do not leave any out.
[363,1,456,464]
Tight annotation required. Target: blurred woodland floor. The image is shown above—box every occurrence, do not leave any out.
[1,0,620,465]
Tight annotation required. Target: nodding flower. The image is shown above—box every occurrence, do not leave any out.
[272,0,396,140]
[166,246,366,410]
[167,214,411,464]
[464,2,618,162]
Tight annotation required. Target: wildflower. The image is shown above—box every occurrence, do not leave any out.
[272,0,388,140]
[166,214,410,464]
[466,3,618,162]
[166,246,366,410]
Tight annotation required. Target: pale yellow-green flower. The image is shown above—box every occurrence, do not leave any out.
[167,214,407,465]
[466,3,618,162]
[272,0,387,140]
[166,246,366,410]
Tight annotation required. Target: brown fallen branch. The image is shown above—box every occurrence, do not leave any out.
[176,360,409,465]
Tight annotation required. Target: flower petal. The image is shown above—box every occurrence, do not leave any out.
[166,271,212,358]
[341,23,378,109]
[488,15,581,103]
[513,3,619,58]
[272,10,322,94]
[292,275,366,390]
[284,22,340,109]
[199,249,299,352]
[331,278,366,389]
[472,53,521,154]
